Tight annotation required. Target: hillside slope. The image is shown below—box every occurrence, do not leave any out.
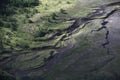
[0,0,120,80]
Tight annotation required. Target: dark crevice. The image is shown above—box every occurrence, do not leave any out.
[102,29,109,48]
[91,20,110,54]
[1,3,120,78]
[101,9,118,19]
[91,26,106,33]
[106,1,120,7]
[29,6,119,69]
[32,18,90,51]
[101,20,110,54]
[31,45,59,51]
[31,34,66,51]
[89,8,119,20]
[88,7,105,18]
[32,10,106,51]
[90,8,119,55]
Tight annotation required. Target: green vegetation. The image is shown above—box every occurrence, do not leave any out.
[0,0,96,80]
[0,0,39,7]
[0,70,16,80]
[1,0,120,80]
[0,0,39,16]
[0,0,78,51]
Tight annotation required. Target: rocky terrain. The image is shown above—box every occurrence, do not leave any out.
[0,0,120,80]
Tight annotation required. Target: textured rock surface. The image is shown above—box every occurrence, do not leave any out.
[42,1,120,80]
[0,0,120,80]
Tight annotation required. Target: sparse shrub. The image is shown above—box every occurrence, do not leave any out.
[0,7,16,16]
[58,1,62,4]
[0,0,39,7]
[66,1,71,4]
[26,14,31,18]
[10,23,18,31]
[37,31,47,37]
[0,28,4,51]
[0,20,4,27]
[52,12,58,20]
[28,19,34,23]
[0,0,40,16]
[16,39,30,49]
[60,9,67,14]
[44,7,48,10]
[35,28,48,37]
